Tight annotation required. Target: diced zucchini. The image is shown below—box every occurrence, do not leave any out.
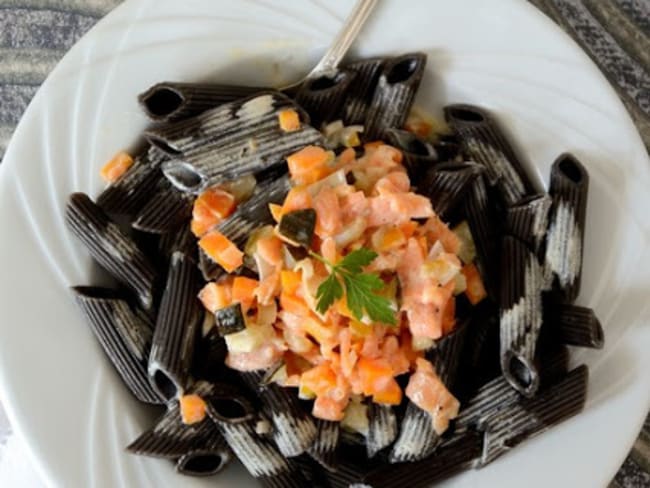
[278,208,316,248]
[215,303,246,336]
[452,221,477,264]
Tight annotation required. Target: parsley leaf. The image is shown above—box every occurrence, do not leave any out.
[311,247,397,325]
[315,274,344,315]
[338,248,378,274]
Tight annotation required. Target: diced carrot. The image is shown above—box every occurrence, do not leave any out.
[356,357,394,397]
[287,146,331,185]
[278,109,301,132]
[179,394,207,425]
[100,151,133,183]
[191,187,236,237]
[198,230,244,273]
[372,377,402,405]
[280,292,311,317]
[300,363,338,397]
[281,186,313,214]
[198,282,231,313]
[280,270,302,295]
[269,203,283,222]
[400,221,419,239]
[462,263,487,305]
[232,276,259,310]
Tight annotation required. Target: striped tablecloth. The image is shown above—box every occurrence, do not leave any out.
[0,1,648,487]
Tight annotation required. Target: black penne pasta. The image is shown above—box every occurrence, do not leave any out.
[427,318,471,391]
[190,380,257,425]
[444,104,535,207]
[145,92,323,193]
[259,469,310,488]
[131,183,193,234]
[457,305,502,398]
[340,57,386,125]
[385,128,439,182]
[549,303,604,349]
[191,325,228,383]
[127,403,216,458]
[295,70,356,128]
[366,403,397,458]
[500,236,545,397]
[96,146,167,216]
[463,174,501,301]
[454,375,520,433]
[242,372,317,457]
[389,402,441,463]
[478,365,588,466]
[363,52,427,140]
[72,287,162,404]
[215,174,291,249]
[148,252,202,400]
[216,419,294,480]
[307,419,339,472]
[158,222,195,260]
[456,344,570,434]
[138,82,264,122]
[288,455,330,488]
[544,153,589,303]
[363,430,483,488]
[505,193,552,254]
[175,433,232,477]
[65,193,158,310]
[419,162,484,221]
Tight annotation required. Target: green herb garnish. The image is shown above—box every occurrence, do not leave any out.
[310,248,397,325]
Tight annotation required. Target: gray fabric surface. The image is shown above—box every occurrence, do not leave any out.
[0,0,648,486]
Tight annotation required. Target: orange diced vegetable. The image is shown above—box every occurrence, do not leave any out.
[400,221,419,239]
[179,394,207,425]
[356,357,394,397]
[372,377,402,405]
[232,276,259,310]
[100,151,133,183]
[269,203,283,222]
[280,270,302,295]
[281,186,313,214]
[300,363,338,397]
[191,187,236,237]
[287,146,330,185]
[199,230,243,273]
[280,292,311,317]
[198,282,231,313]
[278,109,301,132]
[462,263,487,305]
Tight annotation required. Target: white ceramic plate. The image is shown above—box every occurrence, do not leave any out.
[1,0,649,486]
